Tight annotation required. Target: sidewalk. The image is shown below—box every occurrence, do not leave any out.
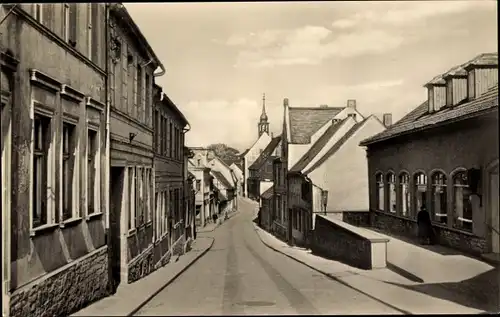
[253,223,496,314]
[71,237,214,317]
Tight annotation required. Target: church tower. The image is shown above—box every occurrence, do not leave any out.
[258,93,270,137]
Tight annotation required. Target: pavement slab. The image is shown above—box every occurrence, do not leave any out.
[71,237,214,317]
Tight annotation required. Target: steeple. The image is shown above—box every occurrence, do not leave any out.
[258,93,270,137]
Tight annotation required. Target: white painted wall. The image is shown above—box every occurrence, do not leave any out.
[308,116,385,212]
[244,132,272,196]
[208,157,235,187]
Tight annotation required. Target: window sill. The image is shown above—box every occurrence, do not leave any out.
[30,223,60,237]
[86,212,103,221]
[59,217,83,229]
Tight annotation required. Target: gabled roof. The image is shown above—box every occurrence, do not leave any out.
[248,136,282,170]
[290,118,349,173]
[360,84,498,146]
[240,148,250,158]
[211,170,233,189]
[261,186,274,200]
[305,118,370,175]
[289,107,344,144]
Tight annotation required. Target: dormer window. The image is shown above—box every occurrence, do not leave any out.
[463,53,498,100]
[425,79,446,113]
[467,69,475,101]
[347,113,356,120]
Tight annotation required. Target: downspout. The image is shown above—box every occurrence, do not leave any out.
[104,3,111,239]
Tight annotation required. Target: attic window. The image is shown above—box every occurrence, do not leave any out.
[347,113,356,119]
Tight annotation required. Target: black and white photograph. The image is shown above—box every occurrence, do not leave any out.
[1,1,499,316]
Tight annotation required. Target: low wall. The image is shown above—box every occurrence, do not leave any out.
[370,210,486,255]
[272,221,288,242]
[10,247,109,317]
[128,245,155,283]
[312,215,389,270]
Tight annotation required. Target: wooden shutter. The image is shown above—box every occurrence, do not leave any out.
[69,4,78,45]
[42,4,54,30]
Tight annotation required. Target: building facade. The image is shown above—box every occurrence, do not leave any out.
[360,53,498,257]
[1,3,109,317]
[106,4,164,288]
[248,135,281,200]
[188,149,215,227]
[152,84,191,271]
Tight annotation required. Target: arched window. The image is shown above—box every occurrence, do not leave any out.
[431,172,447,224]
[387,173,396,213]
[399,173,410,217]
[375,173,384,211]
[414,172,427,214]
[453,171,473,231]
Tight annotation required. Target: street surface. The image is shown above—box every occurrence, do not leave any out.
[135,199,403,315]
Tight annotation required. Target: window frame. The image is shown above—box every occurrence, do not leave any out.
[431,171,448,225]
[386,172,397,213]
[86,126,100,216]
[34,4,43,22]
[128,166,135,231]
[413,172,428,216]
[63,3,70,42]
[452,170,473,232]
[399,172,410,217]
[375,172,384,211]
[32,112,52,229]
[61,120,78,222]
[87,4,92,58]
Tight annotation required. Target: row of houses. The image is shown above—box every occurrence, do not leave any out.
[246,52,498,261]
[187,147,241,228]
[1,3,199,317]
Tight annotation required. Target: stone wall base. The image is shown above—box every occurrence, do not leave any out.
[128,245,155,284]
[10,247,109,317]
[370,210,487,255]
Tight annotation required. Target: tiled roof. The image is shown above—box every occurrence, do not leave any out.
[289,118,349,173]
[360,84,498,146]
[261,186,274,200]
[304,118,369,175]
[289,107,344,144]
[211,170,233,189]
[248,136,282,170]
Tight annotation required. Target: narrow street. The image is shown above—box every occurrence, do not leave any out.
[134,199,402,316]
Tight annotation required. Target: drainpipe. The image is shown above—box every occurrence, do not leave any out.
[104,3,111,239]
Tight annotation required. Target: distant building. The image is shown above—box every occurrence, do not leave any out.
[248,135,282,200]
[189,148,216,227]
[359,53,498,257]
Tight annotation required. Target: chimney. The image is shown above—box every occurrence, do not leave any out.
[383,113,392,127]
[283,98,289,107]
[347,99,356,109]
[443,66,468,107]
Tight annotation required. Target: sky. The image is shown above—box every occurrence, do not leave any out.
[124,0,498,152]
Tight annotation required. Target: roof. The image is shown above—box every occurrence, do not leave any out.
[305,118,370,174]
[161,93,190,127]
[261,186,274,200]
[240,148,250,157]
[360,84,498,146]
[290,118,349,173]
[211,170,233,189]
[217,190,227,201]
[248,136,282,170]
[289,107,344,144]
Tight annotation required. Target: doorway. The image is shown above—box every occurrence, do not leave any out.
[108,166,125,293]
[490,165,499,254]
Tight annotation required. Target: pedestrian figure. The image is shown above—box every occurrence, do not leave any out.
[212,213,218,224]
[417,205,434,245]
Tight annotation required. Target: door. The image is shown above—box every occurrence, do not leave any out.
[490,169,499,253]
[109,166,125,293]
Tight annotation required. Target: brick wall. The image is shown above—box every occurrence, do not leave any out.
[10,247,109,317]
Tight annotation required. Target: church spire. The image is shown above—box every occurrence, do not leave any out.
[260,93,268,122]
[258,92,270,137]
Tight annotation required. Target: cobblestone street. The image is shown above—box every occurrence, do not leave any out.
[134,199,403,315]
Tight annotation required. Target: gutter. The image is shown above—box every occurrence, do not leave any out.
[104,3,111,235]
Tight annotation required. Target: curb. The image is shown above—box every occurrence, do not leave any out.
[197,211,239,233]
[252,224,412,315]
[127,237,215,316]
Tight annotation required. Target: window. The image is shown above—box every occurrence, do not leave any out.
[154,110,159,153]
[87,129,98,214]
[155,191,160,239]
[169,122,173,158]
[33,115,51,228]
[196,180,201,191]
[87,4,92,58]
[90,4,99,63]
[34,4,42,22]
[414,172,427,214]
[146,169,151,223]
[387,173,396,213]
[197,159,201,166]
[375,173,384,211]
[145,74,151,125]
[431,172,447,224]
[453,171,472,231]
[468,70,475,100]
[446,80,453,107]
[162,116,166,156]
[62,122,76,221]
[399,173,410,217]
[136,167,144,227]
[136,65,143,121]
[63,4,70,41]
[128,167,135,230]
